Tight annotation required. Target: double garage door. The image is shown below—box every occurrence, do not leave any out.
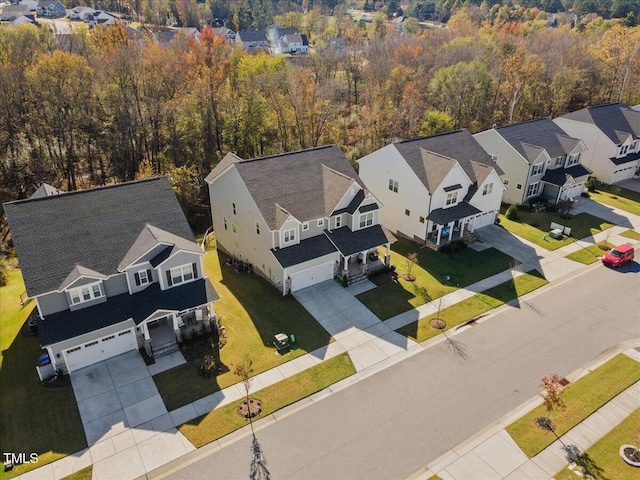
[63,327,137,373]
[474,210,497,229]
[290,261,334,292]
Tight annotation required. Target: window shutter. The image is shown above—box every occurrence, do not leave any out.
[192,262,198,279]
[134,272,141,286]
[147,269,152,282]
[166,270,173,286]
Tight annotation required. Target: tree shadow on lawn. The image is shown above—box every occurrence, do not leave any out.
[0,305,86,479]
[216,252,331,354]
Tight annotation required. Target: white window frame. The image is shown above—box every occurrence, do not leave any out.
[223,216,228,230]
[317,218,324,227]
[359,212,374,229]
[526,182,539,198]
[619,144,629,156]
[255,221,260,235]
[69,281,104,306]
[170,264,195,286]
[531,163,544,176]
[283,228,296,244]
[566,153,580,167]
[335,216,342,228]
[232,202,237,215]
[137,269,150,285]
[389,179,399,193]
[482,183,493,196]
[302,222,309,231]
[555,156,564,167]
[445,192,458,206]
[503,179,509,185]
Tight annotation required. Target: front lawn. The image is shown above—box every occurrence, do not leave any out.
[506,354,640,458]
[498,211,614,250]
[620,229,640,241]
[565,242,614,265]
[588,185,640,216]
[153,240,332,411]
[179,353,355,447]
[396,270,548,343]
[555,408,640,480]
[0,269,87,480]
[356,237,513,320]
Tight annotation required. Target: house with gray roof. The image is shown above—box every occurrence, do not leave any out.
[205,145,396,294]
[235,29,270,52]
[474,119,589,206]
[0,4,30,21]
[4,177,220,374]
[358,130,505,247]
[36,0,66,17]
[554,103,640,184]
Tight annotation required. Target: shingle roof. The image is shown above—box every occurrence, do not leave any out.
[560,103,640,145]
[426,202,482,225]
[495,118,582,162]
[392,129,502,193]
[237,29,269,43]
[271,235,337,268]
[58,265,108,291]
[4,177,195,297]
[324,225,396,257]
[207,146,365,230]
[37,278,219,346]
[610,151,640,166]
[541,164,591,186]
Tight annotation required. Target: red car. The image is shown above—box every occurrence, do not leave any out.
[601,244,635,268]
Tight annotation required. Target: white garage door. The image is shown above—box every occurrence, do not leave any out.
[474,211,496,229]
[290,262,334,292]
[563,183,584,200]
[64,328,137,372]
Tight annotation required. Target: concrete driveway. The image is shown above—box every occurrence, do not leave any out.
[294,280,419,372]
[71,351,195,480]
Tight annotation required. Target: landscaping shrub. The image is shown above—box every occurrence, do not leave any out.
[367,264,396,278]
[505,204,518,220]
[586,177,597,192]
[439,239,467,254]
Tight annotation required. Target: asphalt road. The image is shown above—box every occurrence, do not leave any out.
[164,261,640,480]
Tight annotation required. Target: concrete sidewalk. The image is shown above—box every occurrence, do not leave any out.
[409,343,640,480]
[13,197,639,480]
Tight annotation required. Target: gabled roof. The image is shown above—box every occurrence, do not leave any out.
[58,265,108,291]
[118,224,203,271]
[237,29,269,43]
[30,183,63,199]
[324,225,396,257]
[4,177,195,297]
[541,164,591,186]
[392,129,502,193]
[559,103,640,145]
[494,118,582,162]
[207,145,366,230]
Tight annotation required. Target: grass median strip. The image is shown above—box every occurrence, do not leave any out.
[620,229,640,241]
[554,408,640,480]
[506,354,640,458]
[179,353,356,447]
[565,242,614,265]
[396,270,548,343]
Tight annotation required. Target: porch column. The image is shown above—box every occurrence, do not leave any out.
[143,323,152,356]
[361,251,367,273]
[385,243,391,266]
[448,223,454,242]
[436,227,442,245]
[343,255,349,273]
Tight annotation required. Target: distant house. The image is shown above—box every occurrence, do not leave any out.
[358,130,504,247]
[67,6,96,21]
[211,26,235,43]
[474,119,590,206]
[235,29,270,52]
[276,32,308,54]
[18,0,38,13]
[155,27,200,47]
[86,10,119,28]
[1,4,30,21]
[36,0,66,17]
[8,14,36,26]
[554,103,640,184]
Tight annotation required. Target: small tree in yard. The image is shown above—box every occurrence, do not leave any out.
[505,204,518,220]
[406,252,418,278]
[538,374,566,431]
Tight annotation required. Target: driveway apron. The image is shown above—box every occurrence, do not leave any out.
[294,280,419,372]
[71,350,195,480]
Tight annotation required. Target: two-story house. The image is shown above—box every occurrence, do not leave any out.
[205,145,396,295]
[36,0,66,17]
[235,29,270,52]
[357,129,505,247]
[554,103,640,184]
[474,118,590,206]
[4,177,219,374]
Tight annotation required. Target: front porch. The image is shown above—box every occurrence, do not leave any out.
[340,249,388,285]
[138,305,218,359]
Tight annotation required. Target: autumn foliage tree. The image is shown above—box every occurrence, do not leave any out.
[538,373,567,430]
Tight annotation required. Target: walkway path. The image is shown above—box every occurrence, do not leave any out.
[14,196,640,480]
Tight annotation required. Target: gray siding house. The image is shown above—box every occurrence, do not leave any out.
[206,146,396,295]
[4,177,219,374]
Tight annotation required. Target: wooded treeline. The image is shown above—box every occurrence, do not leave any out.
[0,11,639,233]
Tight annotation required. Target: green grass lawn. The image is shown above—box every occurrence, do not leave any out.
[565,242,614,265]
[396,270,548,343]
[498,211,614,250]
[555,408,640,480]
[153,240,332,411]
[620,229,640,241]
[589,185,640,216]
[0,269,87,480]
[356,238,513,320]
[179,353,355,447]
[506,354,640,458]
[61,466,92,480]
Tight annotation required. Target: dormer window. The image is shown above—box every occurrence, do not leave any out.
[531,163,544,176]
[445,192,458,206]
[555,156,564,167]
[135,269,152,286]
[167,263,197,286]
[69,282,103,305]
[566,153,580,167]
[359,212,374,228]
[284,228,296,243]
[482,183,493,196]
[619,144,630,156]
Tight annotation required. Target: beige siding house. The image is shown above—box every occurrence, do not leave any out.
[206,146,396,294]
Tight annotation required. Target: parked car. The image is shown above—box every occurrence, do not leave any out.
[601,244,635,268]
